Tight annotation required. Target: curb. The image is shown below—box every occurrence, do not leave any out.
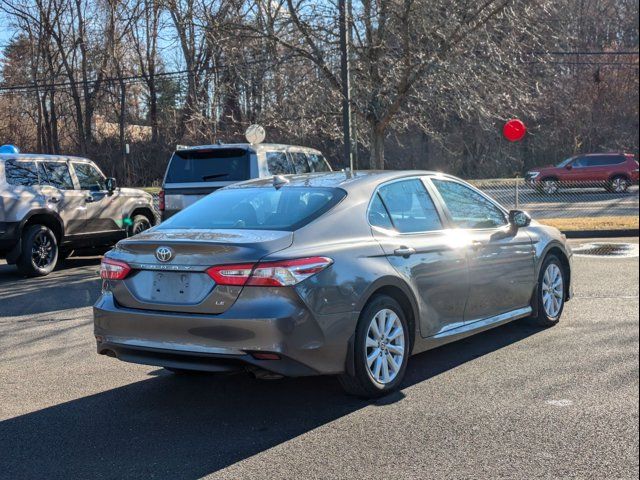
[562,229,639,239]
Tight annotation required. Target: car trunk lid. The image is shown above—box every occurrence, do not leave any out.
[110,229,293,314]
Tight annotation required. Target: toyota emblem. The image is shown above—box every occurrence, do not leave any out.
[155,246,174,262]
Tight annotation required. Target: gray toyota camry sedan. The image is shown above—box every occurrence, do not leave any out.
[94,171,572,397]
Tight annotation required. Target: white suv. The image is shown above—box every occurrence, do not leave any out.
[160,143,332,220]
[0,153,156,276]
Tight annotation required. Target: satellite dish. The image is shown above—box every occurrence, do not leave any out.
[245,124,266,145]
[0,144,20,154]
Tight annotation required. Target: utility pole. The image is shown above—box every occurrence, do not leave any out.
[339,0,353,171]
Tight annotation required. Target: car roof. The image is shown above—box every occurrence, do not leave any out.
[174,143,323,155]
[226,170,455,192]
[0,153,92,163]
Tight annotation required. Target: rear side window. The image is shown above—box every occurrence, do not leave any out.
[165,148,250,183]
[432,179,506,229]
[4,160,39,186]
[73,162,106,191]
[266,151,293,175]
[40,162,74,190]
[290,152,311,174]
[368,194,393,229]
[159,187,345,231]
[377,179,442,233]
[308,153,330,172]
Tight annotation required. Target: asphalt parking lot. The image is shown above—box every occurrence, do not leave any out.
[1,238,638,480]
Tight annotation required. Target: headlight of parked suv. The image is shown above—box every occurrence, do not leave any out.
[527,171,540,179]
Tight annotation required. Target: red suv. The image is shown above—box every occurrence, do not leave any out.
[526,153,639,194]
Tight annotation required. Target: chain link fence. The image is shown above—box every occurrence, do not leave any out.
[470,178,639,221]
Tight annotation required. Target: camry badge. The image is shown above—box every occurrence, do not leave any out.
[155,246,174,263]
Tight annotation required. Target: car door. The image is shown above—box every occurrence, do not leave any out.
[38,160,87,235]
[71,161,122,233]
[428,178,536,322]
[369,177,469,338]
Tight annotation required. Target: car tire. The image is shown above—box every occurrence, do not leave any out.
[338,295,410,398]
[16,224,59,277]
[129,214,152,236]
[607,176,630,194]
[529,254,566,328]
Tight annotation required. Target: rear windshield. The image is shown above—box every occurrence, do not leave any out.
[165,148,250,183]
[159,187,346,231]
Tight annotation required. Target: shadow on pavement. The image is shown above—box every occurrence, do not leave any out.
[0,257,102,316]
[0,320,542,480]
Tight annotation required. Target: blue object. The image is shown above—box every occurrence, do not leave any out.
[0,144,20,154]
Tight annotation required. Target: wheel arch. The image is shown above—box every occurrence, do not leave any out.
[344,277,419,377]
[6,210,65,264]
[530,243,572,317]
[129,206,157,226]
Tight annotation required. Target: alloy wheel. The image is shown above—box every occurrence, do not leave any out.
[612,178,628,193]
[542,180,559,194]
[365,308,405,385]
[31,230,55,269]
[133,218,151,235]
[542,263,564,319]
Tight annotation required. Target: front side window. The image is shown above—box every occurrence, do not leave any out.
[377,179,442,233]
[290,152,311,174]
[4,160,39,186]
[308,153,331,172]
[431,179,506,229]
[266,151,292,175]
[40,162,74,190]
[73,163,106,191]
[159,187,345,231]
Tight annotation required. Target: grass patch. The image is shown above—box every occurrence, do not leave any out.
[540,216,639,231]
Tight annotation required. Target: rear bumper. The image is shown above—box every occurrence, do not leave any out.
[93,291,358,376]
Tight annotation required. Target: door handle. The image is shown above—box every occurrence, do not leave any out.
[394,246,416,257]
[47,196,60,204]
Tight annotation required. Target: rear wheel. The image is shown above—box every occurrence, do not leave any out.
[607,176,629,193]
[16,225,59,277]
[338,295,410,398]
[529,255,566,327]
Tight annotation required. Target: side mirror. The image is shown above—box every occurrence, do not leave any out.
[106,177,117,193]
[565,164,573,170]
[509,210,531,230]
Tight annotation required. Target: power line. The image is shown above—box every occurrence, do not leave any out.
[0,56,297,95]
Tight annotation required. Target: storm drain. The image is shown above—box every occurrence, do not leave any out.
[573,242,639,258]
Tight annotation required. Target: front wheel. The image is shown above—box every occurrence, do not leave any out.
[541,179,560,195]
[16,225,59,277]
[129,214,152,236]
[338,295,410,398]
[529,255,566,327]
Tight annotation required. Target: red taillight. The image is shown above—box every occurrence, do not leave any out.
[206,257,333,287]
[158,189,165,211]
[100,257,131,280]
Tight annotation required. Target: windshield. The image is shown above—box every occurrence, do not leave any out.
[159,187,346,231]
[165,148,250,183]
[556,157,575,168]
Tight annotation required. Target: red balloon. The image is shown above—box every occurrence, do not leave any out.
[503,119,527,142]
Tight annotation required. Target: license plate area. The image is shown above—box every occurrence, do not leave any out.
[126,270,214,305]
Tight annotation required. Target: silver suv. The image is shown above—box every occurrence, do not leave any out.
[160,143,332,220]
[0,153,156,276]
